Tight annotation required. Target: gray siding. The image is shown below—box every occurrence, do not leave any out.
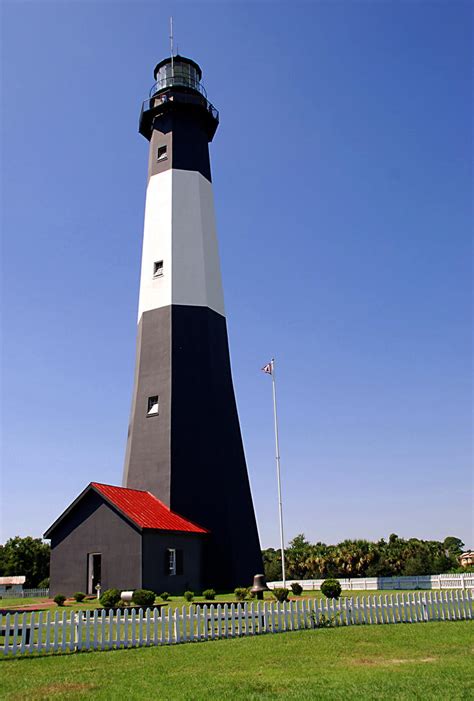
[49,491,142,596]
[123,307,172,505]
[142,532,204,594]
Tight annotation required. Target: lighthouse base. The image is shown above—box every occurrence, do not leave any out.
[123,304,263,589]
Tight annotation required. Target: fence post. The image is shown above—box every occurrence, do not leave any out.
[175,607,181,643]
[166,606,173,645]
[467,590,473,620]
[216,603,222,639]
[200,604,207,641]
[465,590,472,619]
[29,610,37,654]
[144,608,150,647]
[421,594,428,622]
[229,603,235,638]
[156,606,163,646]
[45,610,53,653]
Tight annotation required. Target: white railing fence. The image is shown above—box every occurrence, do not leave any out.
[0,589,50,600]
[268,573,474,591]
[1,590,472,658]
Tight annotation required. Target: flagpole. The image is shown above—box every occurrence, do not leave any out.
[170,16,174,78]
[270,358,286,588]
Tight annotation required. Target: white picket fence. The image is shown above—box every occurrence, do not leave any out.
[0,588,49,600]
[268,573,474,591]
[1,590,472,658]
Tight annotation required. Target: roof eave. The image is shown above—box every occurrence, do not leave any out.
[44,482,210,538]
[44,483,145,538]
[44,483,94,538]
[143,527,210,536]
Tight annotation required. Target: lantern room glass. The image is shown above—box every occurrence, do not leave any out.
[156,60,200,91]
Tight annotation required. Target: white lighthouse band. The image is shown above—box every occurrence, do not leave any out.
[138,168,225,321]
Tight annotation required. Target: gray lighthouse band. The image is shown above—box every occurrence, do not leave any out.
[123,55,263,588]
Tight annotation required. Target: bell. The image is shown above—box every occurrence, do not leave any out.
[250,573,269,600]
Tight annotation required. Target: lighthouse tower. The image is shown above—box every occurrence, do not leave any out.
[123,55,262,587]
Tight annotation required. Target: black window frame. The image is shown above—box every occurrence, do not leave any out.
[157,145,168,161]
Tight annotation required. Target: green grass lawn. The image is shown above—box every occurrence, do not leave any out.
[0,597,48,608]
[1,621,472,700]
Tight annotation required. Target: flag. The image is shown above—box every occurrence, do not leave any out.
[262,361,272,375]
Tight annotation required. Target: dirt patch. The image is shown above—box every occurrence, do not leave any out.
[352,657,437,667]
[11,682,97,700]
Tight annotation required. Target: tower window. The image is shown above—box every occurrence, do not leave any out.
[157,145,167,161]
[147,396,159,416]
[153,260,163,277]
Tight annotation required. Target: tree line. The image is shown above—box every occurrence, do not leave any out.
[0,534,469,590]
[0,537,50,588]
[263,534,468,582]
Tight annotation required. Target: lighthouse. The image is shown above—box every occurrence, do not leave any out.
[122,55,262,588]
[44,54,262,596]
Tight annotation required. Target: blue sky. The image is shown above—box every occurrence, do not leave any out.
[1,1,472,549]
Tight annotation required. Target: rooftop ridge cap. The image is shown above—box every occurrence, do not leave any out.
[92,481,149,494]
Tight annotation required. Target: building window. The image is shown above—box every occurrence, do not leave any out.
[153,260,163,278]
[157,145,167,161]
[168,548,176,576]
[165,548,183,576]
[147,396,159,416]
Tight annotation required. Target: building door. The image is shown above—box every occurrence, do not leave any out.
[87,553,101,595]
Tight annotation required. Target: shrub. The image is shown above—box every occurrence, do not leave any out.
[291,582,303,596]
[320,579,342,600]
[73,592,86,602]
[100,588,121,609]
[38,578,50,589]
[132,589,156,607]
[53,594,66,606]
[308,612,339,628]
[449,565,474,574]
[234,587,249,601]
[202,588,216,601]
[272,587,290,603]
[184,590,194,602]
[160,592,170,601]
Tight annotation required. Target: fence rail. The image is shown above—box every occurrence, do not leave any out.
[268,573,474,591]
[1,590,472,658]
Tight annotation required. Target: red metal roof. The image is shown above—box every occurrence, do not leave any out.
[91,483,209,533]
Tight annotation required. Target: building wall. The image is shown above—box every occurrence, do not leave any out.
[49,491,142,596]
[142,531,205,594]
